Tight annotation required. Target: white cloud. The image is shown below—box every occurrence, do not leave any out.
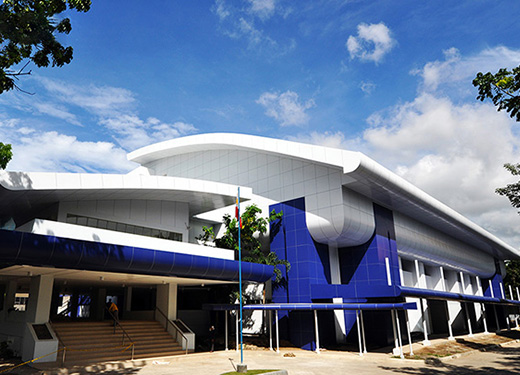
[412,46,520,94]
[346,22,395,64]
[248,0,276,20]
[33,102,82,126]
[212,0,295,55]
[0,116,134,173]
[360,81,376,95]
[257,90,315,126]
[37,78,136,117]
[288,53,520,247]
[101,115,197,150]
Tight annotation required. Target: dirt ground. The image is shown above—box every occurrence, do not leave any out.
[405,330,520,359]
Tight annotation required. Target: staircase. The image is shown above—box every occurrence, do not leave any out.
[51,320,185,364]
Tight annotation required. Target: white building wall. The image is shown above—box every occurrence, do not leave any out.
[145,150,376,248]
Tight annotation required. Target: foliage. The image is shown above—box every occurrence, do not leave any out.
[197,204,290,283]
[495,163,520,210]
[473,65,520,121]
[0,0,91,94]
[0,143,12,169]
[504,260,520,290]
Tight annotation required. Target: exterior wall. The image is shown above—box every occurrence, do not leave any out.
[270,197,331,350]
[394,212,495,277]
[145,150,376,248]
[17,219,235,260]
[57,199,189,242]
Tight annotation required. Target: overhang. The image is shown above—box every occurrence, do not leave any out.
[0,171,251,226]
[0,229,273,283]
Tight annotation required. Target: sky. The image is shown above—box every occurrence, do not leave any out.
[2,0,520,247]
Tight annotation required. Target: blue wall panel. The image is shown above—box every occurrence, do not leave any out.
[270,197,330,350]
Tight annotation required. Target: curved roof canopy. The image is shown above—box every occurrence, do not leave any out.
[129,133,520,260]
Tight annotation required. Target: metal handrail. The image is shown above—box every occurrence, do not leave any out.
[105,307,135,360]
[154,307,189,355]
[48,321,67,364]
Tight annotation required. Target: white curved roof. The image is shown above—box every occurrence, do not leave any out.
[0,170,252,222]
[129,133,520,260]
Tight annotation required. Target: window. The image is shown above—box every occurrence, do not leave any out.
[14,293,29,311]
[65,214,183,242]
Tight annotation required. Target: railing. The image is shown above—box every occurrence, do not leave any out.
[49,321,67,364]
[154,307,189,355]
[105,307,135,360]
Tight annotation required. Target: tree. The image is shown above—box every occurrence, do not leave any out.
[1,0,91,93]
[473,65,520,121]
[474,66,520,290]
[0,0,91,169]
[197,204,290,283]
[0,143,13,169]
[505,260,520,293]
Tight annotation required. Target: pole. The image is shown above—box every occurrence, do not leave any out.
[238,187,243,364]
[225,310,229,351]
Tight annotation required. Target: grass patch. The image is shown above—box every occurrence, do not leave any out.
[221,370,278,375]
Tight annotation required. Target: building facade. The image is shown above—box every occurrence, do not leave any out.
[0,133,519,360]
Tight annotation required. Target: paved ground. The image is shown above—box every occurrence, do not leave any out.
[3,334,520,374]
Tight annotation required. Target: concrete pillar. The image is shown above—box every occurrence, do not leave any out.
[124,286,132,314]
[314,310,320,354]
[95,288,107,320]
[26,275,54,324]
[156,283,177,320]
[3,281,17,320]
[440,267,454,340]
[414,260,430,345]
[459,272,473,337]
[405,310,414,356]
[225,310,229,351]
[328,245,346,344]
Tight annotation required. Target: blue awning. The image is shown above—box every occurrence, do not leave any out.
[0,229,273,283]
[399,286,520,306]
[205,302,417,311]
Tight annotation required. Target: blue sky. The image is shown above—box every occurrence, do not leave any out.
[2,0,520,246]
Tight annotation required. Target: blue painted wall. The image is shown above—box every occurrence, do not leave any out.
[270,199,401,349]
[270,197,330,350]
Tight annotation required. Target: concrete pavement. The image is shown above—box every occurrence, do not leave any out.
[29,339,520,375]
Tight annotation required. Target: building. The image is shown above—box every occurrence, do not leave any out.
[1,133,519,361]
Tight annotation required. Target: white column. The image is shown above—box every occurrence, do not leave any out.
[516,287,520,301]
[477,277,489,334]
[26,275,54,324]
[440,267,454,340]
[225,310,229,351]
[414,260,430,345]
[356,310,363,356]
[236,310,239,351]
[360,310,367,354]
[275,310,280,353]
[269,310,273,351]
[460,272,473,337]
[156,283,178,320]
[509,285,514,300]
[329,245,347,344]
[405,310,414,356]
[314,310,320,354]
[391,310,399,356]
[395,310,404,359]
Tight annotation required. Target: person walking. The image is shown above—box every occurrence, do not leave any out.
[108,299,119,327]
[209,325,216,352]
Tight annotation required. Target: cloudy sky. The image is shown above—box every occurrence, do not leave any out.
[2,1,520,247]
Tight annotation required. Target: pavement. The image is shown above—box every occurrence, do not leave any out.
[4,333,520,375]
